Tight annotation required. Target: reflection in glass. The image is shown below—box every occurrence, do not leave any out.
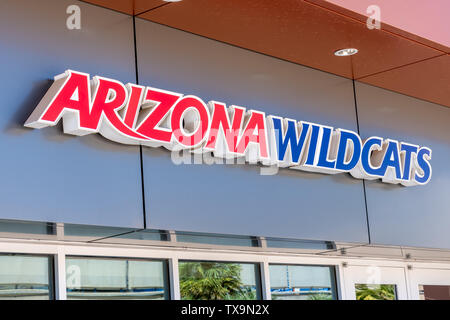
[0,254,52,300]
[269,264,337,300]
[66,257,168,300]
[355,284,397,300]
[179,261,261,300]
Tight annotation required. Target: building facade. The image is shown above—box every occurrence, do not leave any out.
[0,0,449,300]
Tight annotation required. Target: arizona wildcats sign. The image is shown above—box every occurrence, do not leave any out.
[25,70,432,186]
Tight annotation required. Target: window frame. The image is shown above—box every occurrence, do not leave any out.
[268,262,339,300]
[64,255,170,300]
[178,259,263,300]
[0,240,345,300]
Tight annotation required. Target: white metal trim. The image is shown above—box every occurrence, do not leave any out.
[260,260,271,300]
[55,246,67,300]
[0,237,449,300]
[169,258,180,300]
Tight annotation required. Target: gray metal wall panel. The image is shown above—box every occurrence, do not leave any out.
[355,82,450,248]
[0,0,144,227]
[136,20,369,242]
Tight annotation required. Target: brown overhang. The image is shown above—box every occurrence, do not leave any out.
[81,0,450,108]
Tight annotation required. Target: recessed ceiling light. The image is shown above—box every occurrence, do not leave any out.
[163,0,182,2]
[334,48,358,56]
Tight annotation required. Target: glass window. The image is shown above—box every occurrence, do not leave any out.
[0,219,55,235]
[115,229,168,241]
[266,238,334,250]
[355,284,397,300]
[179,260,261,300]
[66,257,169,300]
[176,232,259,247]
[0,254,53,300]
[269,264,337,300]
[63,224,168,242]
[63,224,136,238]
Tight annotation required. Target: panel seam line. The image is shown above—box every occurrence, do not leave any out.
[133,15,147,229]
[352,78,372,244]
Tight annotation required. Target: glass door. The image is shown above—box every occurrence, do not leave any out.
[408,267,450,300]
[343,265,408,300]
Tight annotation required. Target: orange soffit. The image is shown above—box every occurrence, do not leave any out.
[81,0,450,108]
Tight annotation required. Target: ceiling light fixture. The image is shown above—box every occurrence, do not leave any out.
[334,48,358,56]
